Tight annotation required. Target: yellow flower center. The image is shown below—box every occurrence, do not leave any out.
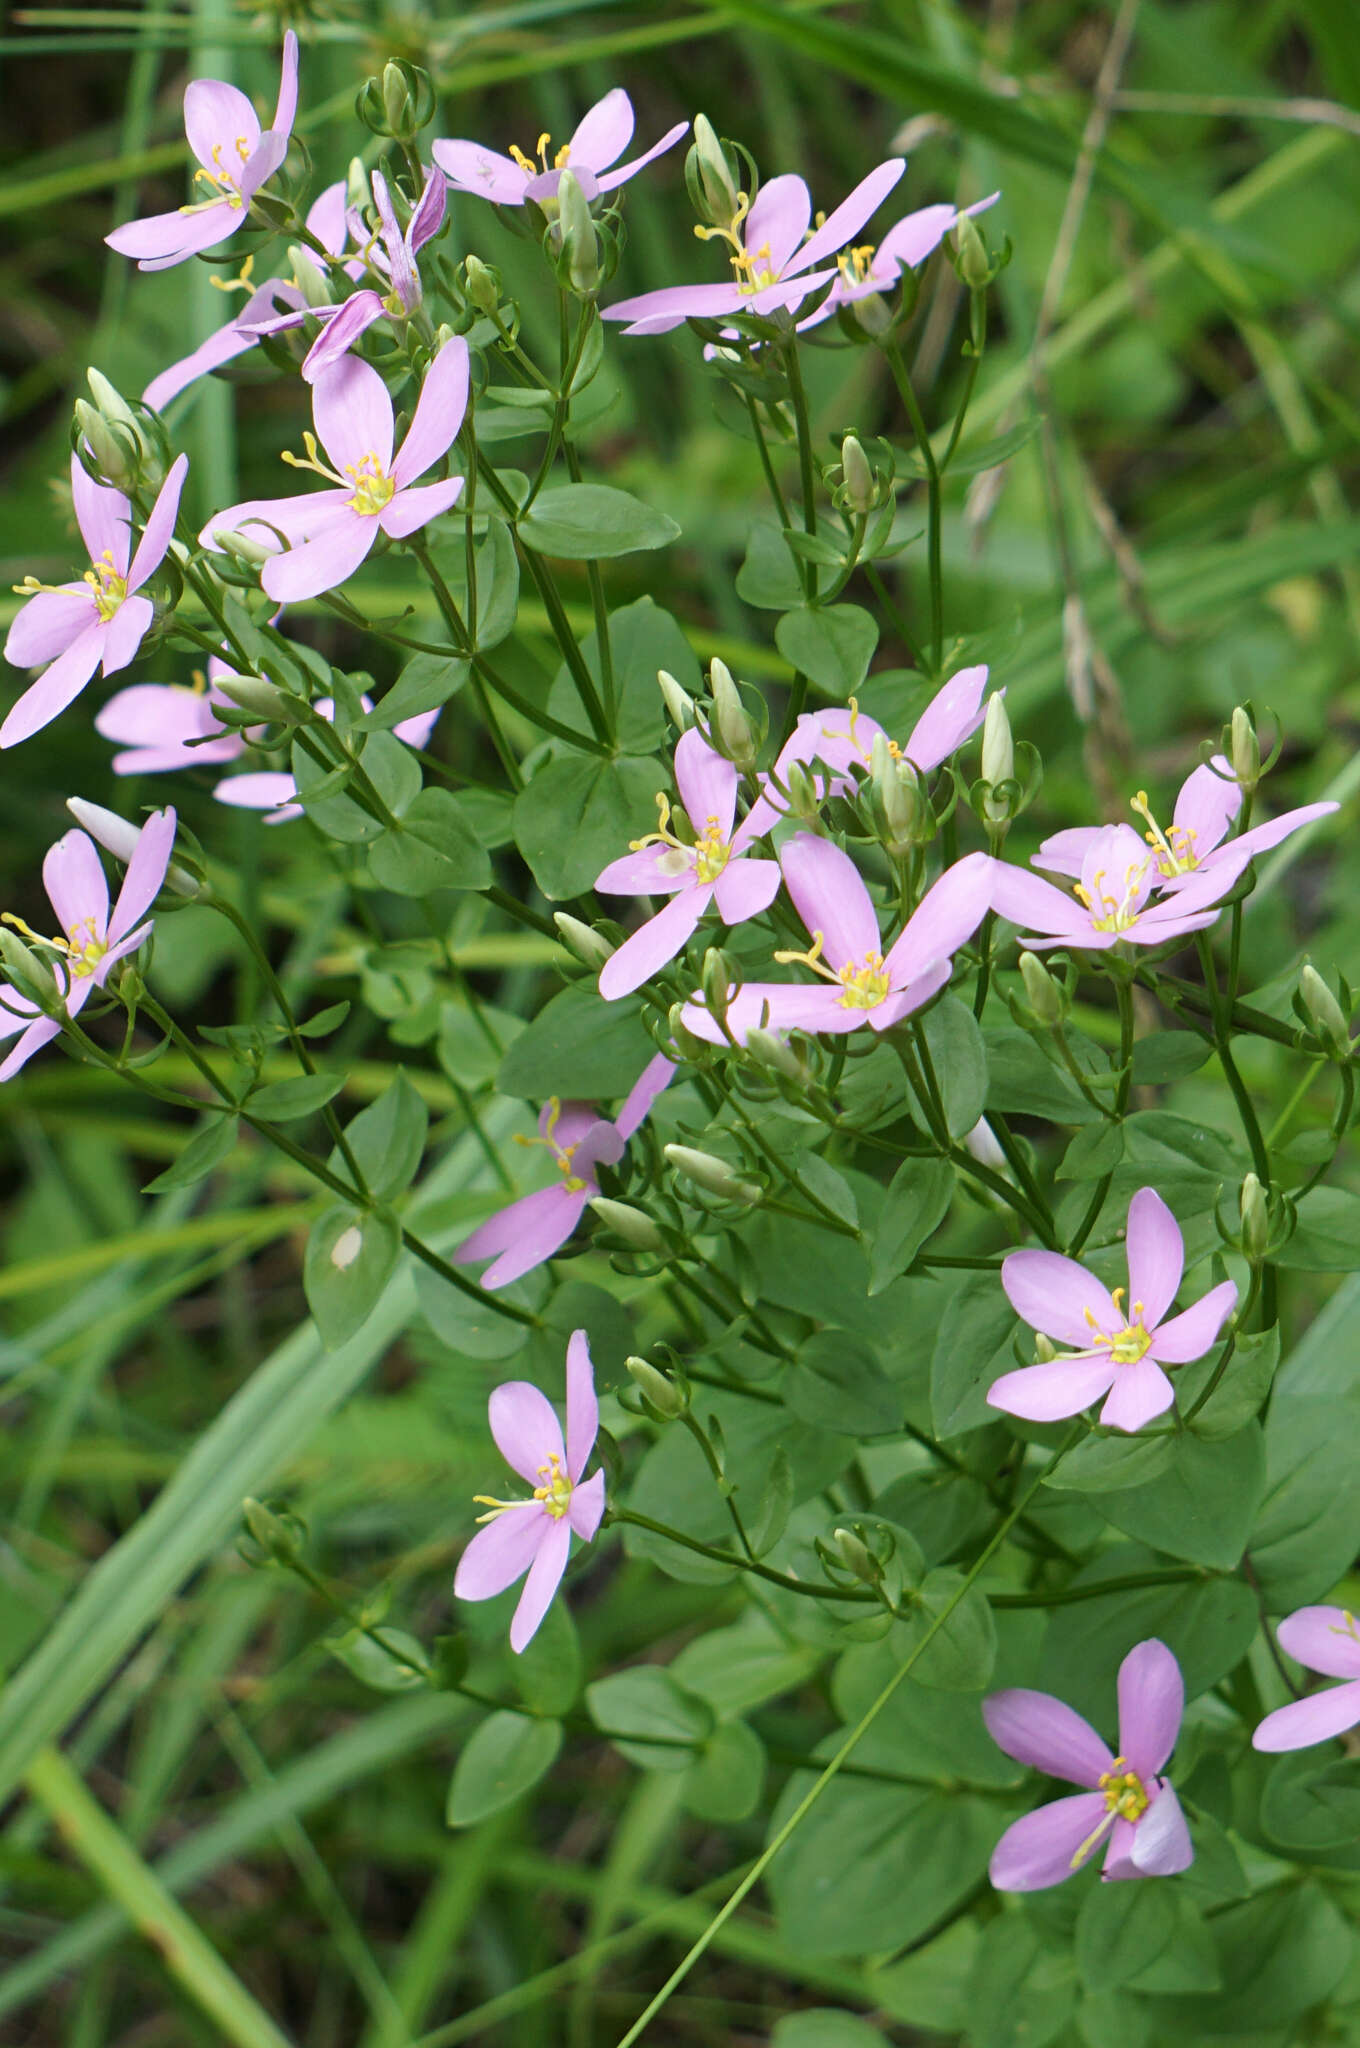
[1073,1289,1152,1366]
[836,243,877,285]
[509,132,574,177]
[1070,1757,1151,1868]
[1130,788,1199,877]
[531,1450,574,1520]
[83,551,128,623]
[344,453,397,517]
[773,930,891,1012]
[182,135,254,215]
[1072,857,1151,934]
[630,793,730,885]
[512,1097,590,1194]
[64,916,109,979]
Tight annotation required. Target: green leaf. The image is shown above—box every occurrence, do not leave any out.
[512,750,658,900]
[749,1445,794,1559]
[474,519,519,650]
[1275,1186,1360,1269]
[787,1331,901,1437]
[519,483,679,558]
[1047,1431,1176,1494]
[546,596,700,754]
[445,1711,562,1827]
[680,1718,766,1822]
[361,729,424,820]
[368,788,491,896]
[983,1025,1101,1125]
[298,1002,350,1039]
[1057,1121,1125,1181]
[1092,1424,1265,1568]
[1039,1544,1257,1719]
[775,603,878,690]
[352,653,469,731]
[289,739,377,842]
[586,1667,713,1770]
[511,1599,582,1719]
[870,1157,954,1295]
[902,1569,997,1691]
[736,523,807,610]
[497,982,653,1101]
[1076,1882,1179,1992]
[931,1281,1018,1439]
[329,1627,427,1694]
[143,1114,239,1193]
[332,1072,428,1203]
[248,1073,347,1123]
[1251,1387,1360,1609]
[303,1207,402,1349]
[922,995,989,1138]
[1130,1031,1212,1084]
[1186,1324,1280,1439]
[1149,1885,1352,2033]
[671,1614,821,1720]
[1261,1749,1360,1855]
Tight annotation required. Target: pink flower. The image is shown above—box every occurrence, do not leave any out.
[457,1054,674,1290]
[595,729,780,1001]
[680,835,992,1044]
[433,89,687,209]
[106,33,299,271]
[604,161,905,335]
[453,1329,606,1652]
[797,191,999,329]
[200,341,468,603]
[0,808,177,1081]
[3,453,188,749]
[990,822,1254,954]
[984,1639,1193,1889]
[744,665,994,836]
[988,1187,1237,1433]
[297,167,448,383]
[1254,1608,1360,1753]
[1034,756,1338,894]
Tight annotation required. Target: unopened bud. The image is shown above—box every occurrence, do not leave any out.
[65,798,199,897]
[386,58,432,138]
[981,693,1014,790]
[850,290,893,338]
[554,912,613,971]
[963,1116,1007,1173]
[870,732,923,848]
[665,1143,762,1205]
[79,368,162,489]
[346,155,370,214]
[1019,950,1064,1028]
[1300,963,1351,1057]
[241,1496,305,1565]
[954,211,991,290]
[746,1025,809,1084]
[783,760,823,822]
[701,946,731,1020]
[1240,1172,1269,1263]
[841,433,875,515]
[665,1002,711,1063]
[462,254,501,314]
[556,170,603,296]
[287,245,334,309]
[658,668,697,734]
[75,401,138,493]
[1034,1334,1057,1363]
[1231,707,1260,793]
[213,672,304,722]
[0,925,60,1009]
[212,526,274,569]
[590,1198,665,1252]
[687,114,742,228]
[831,1526,881,1584]
[707,657,757,770]
[626,1354,688,1417]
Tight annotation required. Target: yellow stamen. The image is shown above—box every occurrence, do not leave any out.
[512,1096,590,1193]
[1070,1759,1151,1869]
[1073,856,1150,934]
[531,1450,574,1520]
[344,453,396,517]
[209,254,256,296]
[1130,788,1199,877]
[629,792,731,883]
[836,243,877,285]
[82,550,128,624]
[773,928,891,1010]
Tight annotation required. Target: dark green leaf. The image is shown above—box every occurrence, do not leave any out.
[512,751,658,899]
[931,1281,1018,1439]
[586,1667,712,1770]
[368,788,490,897]
[143,1114,239,1193]
[1130,1032,1212,1084]
[353,654,469,732]
[1092,1424,1265,1568]
[519,484,679,558]
[788,1332,901,1436]
[1057,1121,1125,1180]
[446,1711,562,1826]
[332,1072,428,1202]
[870,1157,954,1295]
[922,995,989,1138]
[248,1073,347,1122]
[303,1207,402,1349]
[496,982,654,1101]
[681,1718,766,1821]
[775,603,878,690]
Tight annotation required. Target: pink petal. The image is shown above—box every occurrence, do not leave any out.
[568,1468,606,1541]
[596,847,692,896]
[744,173,812,276]
[300,292,384,382]
[43,830,109,942]
[96,682,223,747]
[126,454,187,593]
[884,851,992,986]
[982,1687,1114,1786]
[598,887,708,1001]
[145,319,260,411]
[409,165,447,252]
[1,625,107,747]
[261,516,377,604]
[1142,845,1249,921]
[394,707,441,751]
[239,130,288,204]
[454,1504,550,1601]
[1002,1247,1119,1345]
[201,488,353,554]
[1117,1640,1184,1779]
[990,863,1088,936]
[1125,1188,1184,1328]
[779,832,880,972]
[271,30,299,139]
[681,981,864,1045]
[594,120,690,194]
[1278,1607,1360,1681]
[1098,1358,1175,1433]
[94,922,153,983]
[989,1793,1111,1891]
[378,477,464,541]
[986,1355,1119,1423]
[71,455,133,572]
[510,1517,572,1652]
[0,987,43,1039]
[431,139,529,204]
[108,201,242,269]
[791,159,905,273]
[564,1328,597,1481]
[712,856,780,926]
[1253,1679,1360,1752]
[613,1052,675,1140]
[481,1186,591,1289]
[867,958,953,1032]
[1171,758,1239,858]
[214,772,299,813]
[1131,1782,1193,1875]
[1221,802,1339,863]
[604,282,747,331]
[0,1016,62,1082]
[674,729,737,840]
[184,79,260,169]
[1031,828,1095,880]
[99,595,155,676]
[108,809,176,946]
[1147,1281,1237,1366]
[903,664,990,772]
[568,88,633,172]
[306,179,349,254]
[313,355,394,475]
[392,336,470,487]
[1101,1814,1141,1882]
[5,587,95,669]
[490,1379,566,1484]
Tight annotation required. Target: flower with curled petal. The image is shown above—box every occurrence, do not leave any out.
[434,88,687,211]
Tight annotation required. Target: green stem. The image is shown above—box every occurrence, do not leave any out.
[884,335,943,671]
[608,1508,875,1604]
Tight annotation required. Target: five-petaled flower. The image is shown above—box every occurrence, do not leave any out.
[454,1329,607,1652]
[4,452,188,749]
[796,190,999,329]
[990,822,1254,954]
[107,33,299,270]
[604,161,905,334]
[988,1186,1237,1432]
[0,808,177,1081]
[680,836,992,1044]
[457,1054,674,1289]
[1032,756,1338,895]
[595,728,780,1000]
[200,340,469,603]
[1254,1608,1360,1753]
[434,88,687,210]
[984,1638,1194,1889]
[298,167,448,383]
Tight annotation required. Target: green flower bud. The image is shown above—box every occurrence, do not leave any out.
[0,924,61,1010]
[954,211,991,290]
[701,946,732,1021]
[241,1496,306,1565]
[213,672,307,722]
[783,760,823,822]
[346,156,370,214]
[1239,1172,1270,1264]
[210,525,274,569]
[707,657,758,771]
[626,1354,688,1417]
[746,1025,810,1085]
[831,1526,882,1584]
[589,1197,666,1252]
[870,732,924,850]
[553,912,613,971]
[849,290,893,338]
[665,1003,711,1064]
[462,254,502,314]
[658,667,697,734]
[556,170,603,297]
[1230,707,1260,794]
[687,113,742,229]
[1018,950,1064,1028]
[665,1143,762,1206]
[1300,963,1351,1057]
[840,433,875,516]
[80,369,163,489]
[981,692,1014,790]
[287,244,335,309]
[1034,1334,1057,1363]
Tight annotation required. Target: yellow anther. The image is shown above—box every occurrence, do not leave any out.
[209,254,256,296]
[344,453,396,517]
[512,1097,589,1193]
[509,143,536,174]
[82,551,128,624]
[836,243,877,285]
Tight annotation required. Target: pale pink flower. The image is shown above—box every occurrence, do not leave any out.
[1254,1608,1360,1753]
[984,1639,1193,1889]
[988,1187,1237,1433]
[434,89,687,209]
[107,34,299,270]
[797,191,999,328]
[297,167,448,383]
[990,823,1254,954]
[454,1329,606,1652]
[3,453,188,749]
